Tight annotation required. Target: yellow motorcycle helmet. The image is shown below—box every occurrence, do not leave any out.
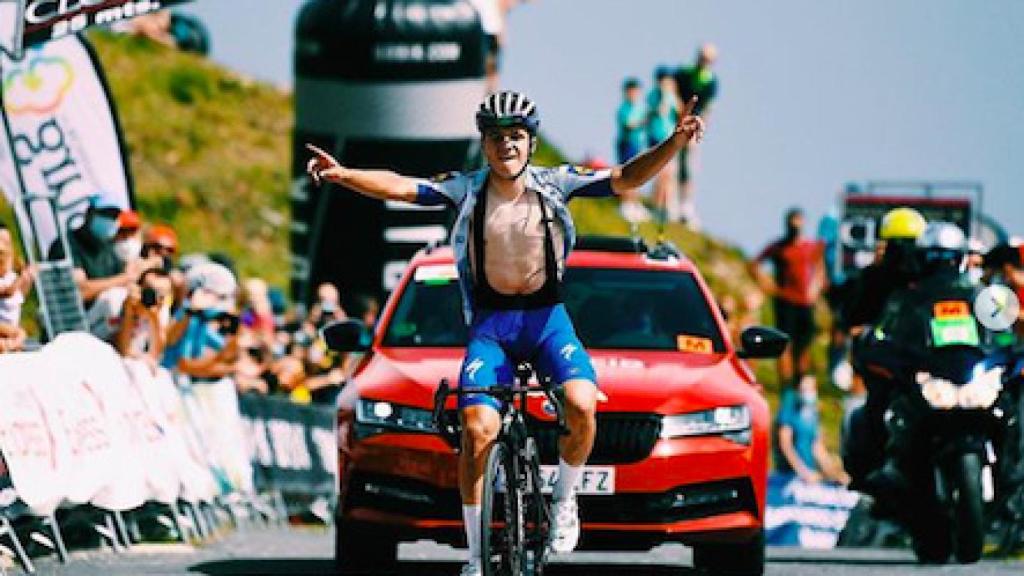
[879,207,927,241]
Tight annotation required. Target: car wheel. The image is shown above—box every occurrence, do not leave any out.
[335,520,399,574]
[691,529,765,576]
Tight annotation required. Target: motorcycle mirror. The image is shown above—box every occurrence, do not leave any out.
[321,319,372,352]
[737,326,789,359]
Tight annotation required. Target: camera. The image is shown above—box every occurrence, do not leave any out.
[214,312,240,336]
[141,286,159,307]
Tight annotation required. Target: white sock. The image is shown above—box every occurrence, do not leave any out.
[462,504,482,562]
[554,458,583,501]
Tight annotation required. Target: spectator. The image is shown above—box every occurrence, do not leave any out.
[117,10,210,55]
[0,322,25,353]
[468,0,504,93]
[984,242,1024,338]
[308,282,345,329]
[775,375,849,485]
[143,223,185,310]
[0,223,35,327]
[615,77,651,224]
[114,210,143,255]
[163,261,239,380]
[816,188,852,386]
[748,208,825,390]
[116,267,173,370]
[47,196,161,341]
[233,323,274,395]
[673,43,718,229]
[302,341,347,406]
[271,338,309,397]
[241,278,276,342]
[646,66,680,222]
[351,293,381,328]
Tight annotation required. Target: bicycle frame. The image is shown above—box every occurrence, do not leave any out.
[432,364,568,575]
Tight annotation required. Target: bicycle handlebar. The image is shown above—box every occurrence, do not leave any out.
[432,378,569,436]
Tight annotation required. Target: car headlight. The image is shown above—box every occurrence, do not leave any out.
[355,399,436,433]
[660,406,751,440]
[916,367,1003,410]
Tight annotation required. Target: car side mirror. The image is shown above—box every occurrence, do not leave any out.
[737,326,789,359]
[321,319,372,353]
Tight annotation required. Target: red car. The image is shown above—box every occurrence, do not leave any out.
[330,236,785,575]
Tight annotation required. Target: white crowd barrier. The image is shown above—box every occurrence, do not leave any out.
[0,333,236,519]
[0,332,337,544]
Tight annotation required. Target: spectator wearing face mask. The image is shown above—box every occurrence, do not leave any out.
[775,375,849,485]
[113,210,144,263]
[162,261,240,380]
[47,196,161,339]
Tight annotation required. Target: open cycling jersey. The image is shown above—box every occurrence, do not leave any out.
[413,164,615,324]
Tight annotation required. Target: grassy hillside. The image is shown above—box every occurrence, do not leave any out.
[91,31,294,289]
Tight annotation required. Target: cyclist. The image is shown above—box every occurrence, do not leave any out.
[306,90,704,576]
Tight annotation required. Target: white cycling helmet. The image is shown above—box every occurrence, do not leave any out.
[475,90,540,135]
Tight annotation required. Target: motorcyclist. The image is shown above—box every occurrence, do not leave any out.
[841,207,928,334]
[841,207,928,489]
[306,90,705,576]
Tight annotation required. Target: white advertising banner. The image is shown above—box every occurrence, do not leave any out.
[0,33,132,255]
[44,332,146,510]
[0,351,62,515]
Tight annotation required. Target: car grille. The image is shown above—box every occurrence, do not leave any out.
[529,413,662,465]
[345,472,757,526]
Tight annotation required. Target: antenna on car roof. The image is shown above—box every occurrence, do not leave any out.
[422,239,444,255]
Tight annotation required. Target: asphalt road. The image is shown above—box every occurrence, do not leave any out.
[13,526,1024,576]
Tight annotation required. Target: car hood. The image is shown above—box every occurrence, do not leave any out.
[349,347,755,415]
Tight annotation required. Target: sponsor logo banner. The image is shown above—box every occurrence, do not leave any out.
[0,0,192,55]
[0,34,131,255]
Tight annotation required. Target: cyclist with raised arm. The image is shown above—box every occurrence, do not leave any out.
[307,91,704,576]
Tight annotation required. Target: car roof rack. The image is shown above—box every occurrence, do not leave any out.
[648,240,682,260]
[575,235,648,254]
[422,239,447,255]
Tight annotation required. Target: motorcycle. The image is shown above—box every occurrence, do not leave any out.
[844,273,1022,564]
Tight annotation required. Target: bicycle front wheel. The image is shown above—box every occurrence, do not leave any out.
[481,442,525,576]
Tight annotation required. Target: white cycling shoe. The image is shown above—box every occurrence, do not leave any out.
[547,497,580,554]
[459,560,482,576]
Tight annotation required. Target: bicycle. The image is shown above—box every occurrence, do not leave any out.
[432,362,568,576]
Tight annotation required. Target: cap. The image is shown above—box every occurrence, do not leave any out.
[117,210,141,231]
[145,224,179,251]
[186,261,237,301]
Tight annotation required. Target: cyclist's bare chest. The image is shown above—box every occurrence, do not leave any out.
[470,188,564,293]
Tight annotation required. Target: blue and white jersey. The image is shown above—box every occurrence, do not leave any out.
[413,164,615,324]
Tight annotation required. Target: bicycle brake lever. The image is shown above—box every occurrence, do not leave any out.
[544,388,570,436]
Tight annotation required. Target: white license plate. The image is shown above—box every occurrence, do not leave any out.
[538,465,615,495]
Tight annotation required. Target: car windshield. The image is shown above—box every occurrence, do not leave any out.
[382,264,727,352]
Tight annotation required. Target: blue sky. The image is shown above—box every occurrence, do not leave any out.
[180,0,1024,254]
